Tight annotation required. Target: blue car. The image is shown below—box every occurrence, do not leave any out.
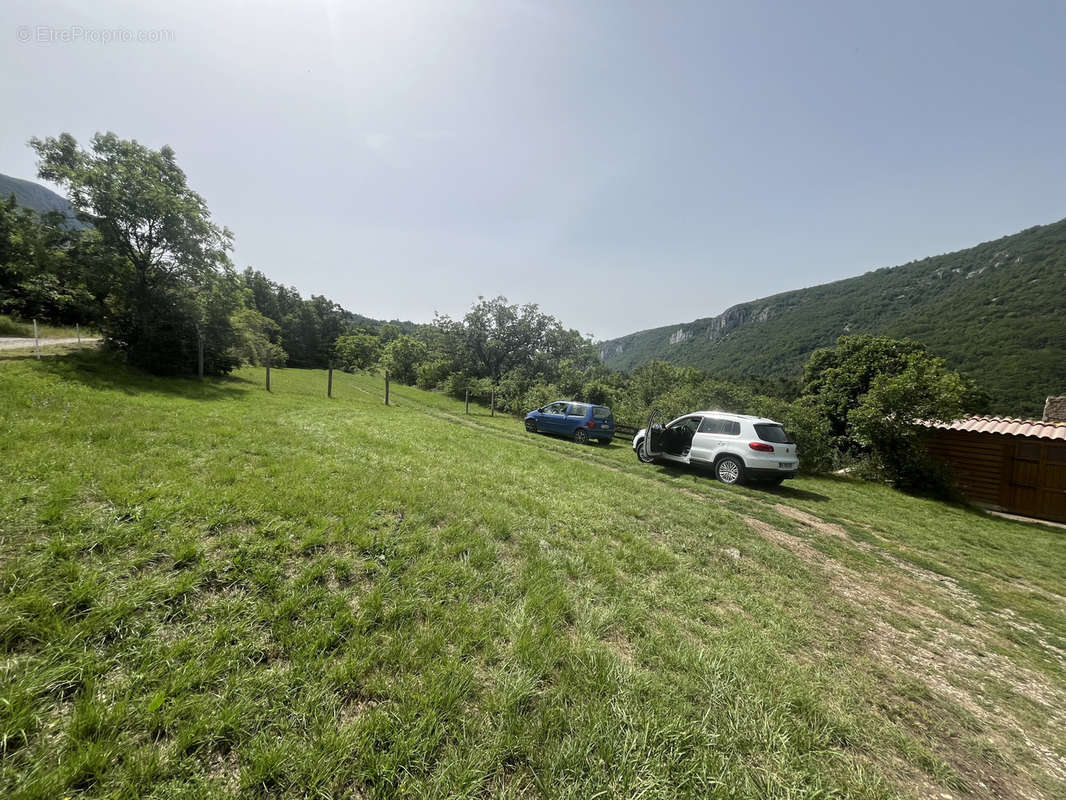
[525,401,615,445]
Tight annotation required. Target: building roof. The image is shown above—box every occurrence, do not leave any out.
[922,415,1066,441]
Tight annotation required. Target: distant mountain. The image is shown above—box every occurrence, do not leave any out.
[0,172,84,228]
[600,218,1066,417]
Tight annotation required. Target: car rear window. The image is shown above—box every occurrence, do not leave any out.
[592,406,611,420]
[754,423,793,444]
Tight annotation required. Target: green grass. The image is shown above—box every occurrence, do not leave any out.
[0,314,96,339]
[2,355,1065,799]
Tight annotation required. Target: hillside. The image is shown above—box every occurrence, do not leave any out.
[600,219,1066,417]
[2,354,1065,798]
[0,171,83,227]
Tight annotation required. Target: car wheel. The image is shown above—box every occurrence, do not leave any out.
[574,428,589,444]
[635,438,656,463]
[715,456,745,485]
[525,419,537,433]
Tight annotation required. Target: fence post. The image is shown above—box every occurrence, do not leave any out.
[491,388,495,416]
[197,331,204,379]
[465,389,470,414]
[327,365,333,398]
[33,319,40,360]
[76,323,81,350]
[265,349,271,392]
[384,370,390,405]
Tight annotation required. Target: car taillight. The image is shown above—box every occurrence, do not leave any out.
[749,442,774,452]
[588,421,596,428]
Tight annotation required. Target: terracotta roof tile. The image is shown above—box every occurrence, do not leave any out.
[921,415,1066,441]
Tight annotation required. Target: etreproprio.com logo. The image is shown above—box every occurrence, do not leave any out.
[16,25,176,44]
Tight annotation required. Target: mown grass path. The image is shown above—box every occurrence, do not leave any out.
[1,356,1064,799]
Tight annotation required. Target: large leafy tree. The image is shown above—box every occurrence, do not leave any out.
[799,334,983,489]
[31,132,237,373]
[800,335,932,454]
[849,353,975,490]
[434,296,591,382]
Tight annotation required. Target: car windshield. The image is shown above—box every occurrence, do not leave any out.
[592,406,611,420]
[754,423,794,444]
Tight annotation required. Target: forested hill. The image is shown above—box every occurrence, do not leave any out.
[0,172,83,227]
[600,218,1066,417]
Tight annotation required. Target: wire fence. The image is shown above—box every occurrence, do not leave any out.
[252,365,642,436]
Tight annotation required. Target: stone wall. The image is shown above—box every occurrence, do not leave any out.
[1043,395,1066,423]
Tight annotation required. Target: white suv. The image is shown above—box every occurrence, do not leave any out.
[632,411,799,486]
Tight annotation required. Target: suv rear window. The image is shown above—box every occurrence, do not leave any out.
[592,406,611,420]
[754,423,793,444]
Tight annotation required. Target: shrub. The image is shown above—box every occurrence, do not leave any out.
[0,314,31,336]
[416,359,452,390]
[381,335,427,385]
[333,332,380,372]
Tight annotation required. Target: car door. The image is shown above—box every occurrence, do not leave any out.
[539,402,568,432]
[689,417,718,463]
[641,409,666,461]
[697,416,741,463]
[565,402,589,435]
[665,415,702,460]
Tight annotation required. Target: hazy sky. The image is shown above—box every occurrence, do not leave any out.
[3,1,1065,339]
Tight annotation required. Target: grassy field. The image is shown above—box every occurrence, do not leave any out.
[1,355,1064,799]
[0,314,95,339]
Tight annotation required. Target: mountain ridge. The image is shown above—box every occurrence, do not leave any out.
[0,172,84,227]
[600,218,1066,417]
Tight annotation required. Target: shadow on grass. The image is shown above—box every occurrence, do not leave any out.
[651,461,831,502]
[760,483,831,502]
[31,350,252,401]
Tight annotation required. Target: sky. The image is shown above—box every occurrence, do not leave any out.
[2,0,1065,339]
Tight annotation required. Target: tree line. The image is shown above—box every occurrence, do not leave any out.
[1,131,985,492]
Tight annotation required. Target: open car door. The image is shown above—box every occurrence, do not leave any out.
[641,408,666,461]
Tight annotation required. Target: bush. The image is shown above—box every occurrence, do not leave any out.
[781,399,836,473]
[231,308,287,367]
[416,359,452,390]
[0,314,31,336]
[442,371,475,399]
[523,383,561,413]
[333,332,380,372]
[381,335,427,385]
[580,380,614,407]
[492,371,536,414]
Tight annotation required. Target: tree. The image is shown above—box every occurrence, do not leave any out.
[381,335,427,385]
[434,296,590,382]
[801,335,931,457]
[848,354,973,491]
[800,335,981,489]
[333,332,380,372]
[31,132,237,374]
[0,198,103,324]
[231,307,286,367]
